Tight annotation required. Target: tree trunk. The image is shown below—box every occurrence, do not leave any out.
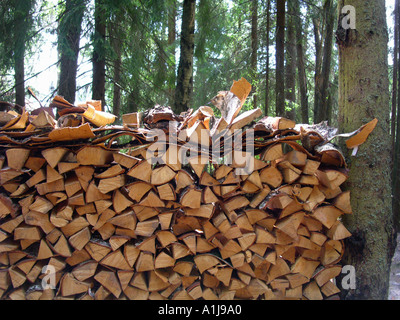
[14,47,25,107]
[312,12,323,123]
[58,0,86,104]
[275,0,285,117]
[251,0,258,109]
[127,90,138,113]
[264,0,270,116]
[174,0,196,114]
[315,0,335,123]
[337,0,395,300]
[13,1,33,106]
[111,18,122,118]
[392,1,398,148]
[92,0,106,109]
[293,0,309,124]
[167,0,177,106]
[393,0,400,230]
[285,0,296,120]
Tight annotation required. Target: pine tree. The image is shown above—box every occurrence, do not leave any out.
[174,0,196,114]
[337,0,395,300]
[275,0,285,116]
[58,0,86,104]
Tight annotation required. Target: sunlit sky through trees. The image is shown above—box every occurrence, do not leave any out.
[25,0,396,111]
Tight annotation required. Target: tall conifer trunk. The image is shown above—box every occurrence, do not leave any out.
[174,0,196,114]
[13,1,34,106]
[315,0,335,123]
[168,0,177,106]
[275,0,285,116]
[393,0,400,230]
[265,0,270,116]
[251,0,258,109]
[337,0,395,300]
[92,0,106,109]
[285,0,296,120]
[294,0,309,124]
[58,0,86,104]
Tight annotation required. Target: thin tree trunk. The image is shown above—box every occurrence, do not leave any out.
[316,0,335,123]
[167,0,177,106]
[285,0,296,120]
[13,1,33,106]
[174,0,196,114]
[92,0,106,109]
[14,48,25,107]
[112,55,121,117]
[313,14,323,123]
[111,16,122,117]
[265,0,270,116]
[337,0,395,300]
[293,0,309,124]
[251,0,258,109]
[58,0,85,104]
[127,90,138,113]
[275,0,285,116]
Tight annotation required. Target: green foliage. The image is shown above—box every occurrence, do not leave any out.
[0,0,344,126]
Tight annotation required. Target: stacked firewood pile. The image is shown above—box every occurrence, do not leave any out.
[0,79,375,300]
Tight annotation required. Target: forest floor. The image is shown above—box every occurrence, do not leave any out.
[389,233,400,299]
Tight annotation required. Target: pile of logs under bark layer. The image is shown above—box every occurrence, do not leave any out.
[0,79,360,300]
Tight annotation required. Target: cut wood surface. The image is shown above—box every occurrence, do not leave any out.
[0,81,371,300]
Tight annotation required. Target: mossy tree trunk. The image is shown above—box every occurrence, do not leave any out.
[337,0,396,300]
[393,0,400,232]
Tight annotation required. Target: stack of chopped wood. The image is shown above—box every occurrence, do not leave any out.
[0,79,376,300]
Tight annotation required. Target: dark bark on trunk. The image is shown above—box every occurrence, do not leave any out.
[293,0,309,124]
[316,0,335,123]
[174,0,196,114]
[58,0,86,104]
[127,90,138,113]
[275,0,285,117]
[92,0,106,109]
[111,19,122,117]
[312,14,323,122]
[251,0,258,109]
[14,48,25,107]
[285,0,296,120]
[168,0,177,106]
[265,0,270,116]
[13,1,33,106]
